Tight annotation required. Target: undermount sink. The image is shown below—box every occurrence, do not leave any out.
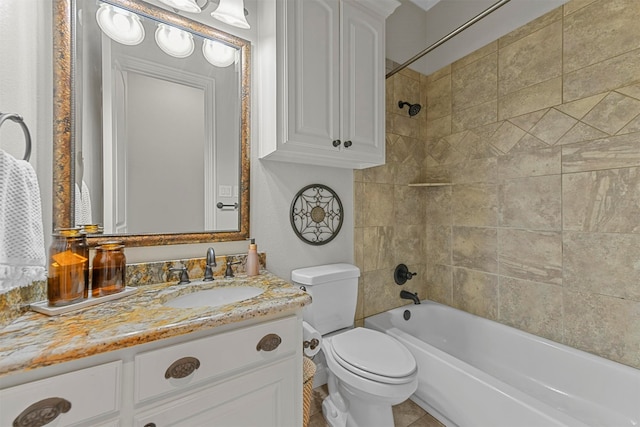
[164,286,264,309]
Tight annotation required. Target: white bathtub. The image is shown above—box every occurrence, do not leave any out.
[365,300,640,427]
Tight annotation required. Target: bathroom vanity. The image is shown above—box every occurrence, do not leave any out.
[0,273,310,427]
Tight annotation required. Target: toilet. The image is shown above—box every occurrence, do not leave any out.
[292,263,418,427]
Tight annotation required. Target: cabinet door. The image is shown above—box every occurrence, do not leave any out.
[134,357,298,427]
[284,0,341,153]
[340,0,386,166]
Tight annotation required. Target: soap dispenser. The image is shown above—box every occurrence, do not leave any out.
[246,239,259,276]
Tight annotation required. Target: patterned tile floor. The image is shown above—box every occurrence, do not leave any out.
[308,385,445,427]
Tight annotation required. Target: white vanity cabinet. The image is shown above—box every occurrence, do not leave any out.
[0,315,302,427]
[258,0,400,169]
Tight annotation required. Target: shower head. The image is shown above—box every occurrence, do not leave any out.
[398,101,422,117]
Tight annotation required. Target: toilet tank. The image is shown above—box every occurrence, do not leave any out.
[291,263,360,335]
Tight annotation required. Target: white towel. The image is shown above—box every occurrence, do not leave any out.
[0,149,46,291]
[75,180,93,226]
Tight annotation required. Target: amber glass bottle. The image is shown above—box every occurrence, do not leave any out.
[79,224,103,297]
[92,242,126,297]
[47,228,89,306]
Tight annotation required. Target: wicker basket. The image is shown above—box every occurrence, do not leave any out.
[302,356,317,427]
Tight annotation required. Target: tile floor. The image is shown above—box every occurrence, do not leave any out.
[308,385,445,427]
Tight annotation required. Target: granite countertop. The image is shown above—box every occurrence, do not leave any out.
[0,271,311,378]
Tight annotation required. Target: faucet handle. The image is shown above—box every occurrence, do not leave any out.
[224,260,241,278]
[169,266,190,284]
[394,264,417,285]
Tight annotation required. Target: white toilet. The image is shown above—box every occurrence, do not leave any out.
[292,263,418,427]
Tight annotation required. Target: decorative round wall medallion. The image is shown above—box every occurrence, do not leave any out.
[290,184,343,245]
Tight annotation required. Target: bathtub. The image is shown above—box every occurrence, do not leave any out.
[365,300,640,427]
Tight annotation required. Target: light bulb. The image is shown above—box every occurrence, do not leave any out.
[202,39,237,67]
[155,24,195,58]
[96,3,145,46]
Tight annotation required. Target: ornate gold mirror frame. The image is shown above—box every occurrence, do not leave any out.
[52,0,250,246]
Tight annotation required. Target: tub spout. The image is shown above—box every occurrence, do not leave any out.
[400,290,421,304]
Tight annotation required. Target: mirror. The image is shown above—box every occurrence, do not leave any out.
[53,0,250,246]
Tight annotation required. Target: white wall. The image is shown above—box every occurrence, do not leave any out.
[0,0,52,258]
[252,160,354,280]
[0,1,38,159]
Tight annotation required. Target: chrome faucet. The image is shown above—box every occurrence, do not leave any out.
[203,247,217,281]
[400,290,421,304]
[169,265,190,284]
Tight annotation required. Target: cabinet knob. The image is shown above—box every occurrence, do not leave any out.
[164,356,201,379]
[256,333,282,352]
[332,139,341,147]
[13,397,71,427]
[343,140,353,148]
[144,424,156,427]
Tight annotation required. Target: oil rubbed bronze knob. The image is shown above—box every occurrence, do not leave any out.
[332,139,341,147]
[13,397,71,427]
[343,140,353,148]
[256,333,282,352]
[394,263,417,285]
[164,356,201,379]
[144,424,156,427]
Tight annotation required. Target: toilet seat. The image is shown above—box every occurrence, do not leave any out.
[329,328,416,385]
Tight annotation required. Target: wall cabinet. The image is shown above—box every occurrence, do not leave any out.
[258,0,400,169]
[0,315,301,427]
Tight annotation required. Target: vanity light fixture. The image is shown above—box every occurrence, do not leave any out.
[156,0,202,13]
[155,24,195,58]
[202,39,237,67]
[95,3,145,46]
[210,0,250,29]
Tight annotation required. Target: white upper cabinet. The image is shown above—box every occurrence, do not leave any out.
[258,0,400,169]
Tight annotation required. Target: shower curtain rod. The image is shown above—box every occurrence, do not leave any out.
[386,0,511,79]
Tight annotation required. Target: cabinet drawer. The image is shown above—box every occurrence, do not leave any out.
[0,361,122,426]
[134,316,297,403]
[134,357,297,427]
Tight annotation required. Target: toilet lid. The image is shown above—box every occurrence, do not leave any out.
[331,328,416,383]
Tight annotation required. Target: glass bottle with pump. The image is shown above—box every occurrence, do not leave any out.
[92,242,126,297]
[47,228,89,306]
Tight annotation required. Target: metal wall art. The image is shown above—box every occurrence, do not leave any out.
[290,184,343,245]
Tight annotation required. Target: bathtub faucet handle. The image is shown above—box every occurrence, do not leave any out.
[394,264,417,285]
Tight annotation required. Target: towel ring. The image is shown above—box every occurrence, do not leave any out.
[0,112,32,161]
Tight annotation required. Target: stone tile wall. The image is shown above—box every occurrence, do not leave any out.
[356,0,640,369]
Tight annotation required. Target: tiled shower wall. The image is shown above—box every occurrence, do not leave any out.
[355,0,640,369]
